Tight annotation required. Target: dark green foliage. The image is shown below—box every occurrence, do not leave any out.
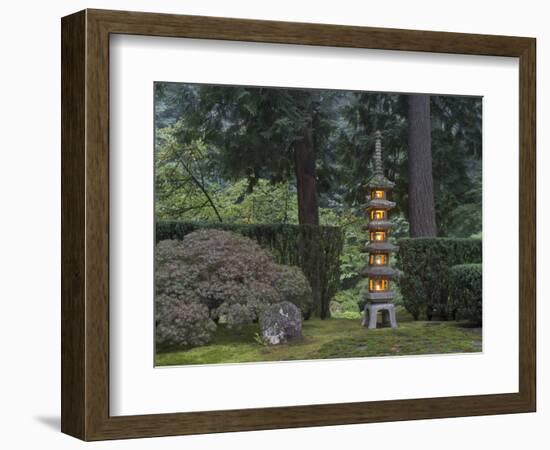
[449,264,482,324]
[156,221,344,319]
[156,83,483,239]
[329,93,482,239]
[356,297,368,315]
[333,93,407,210]
[396,237,482,320]
[430,96,482,237]
[155,83,339,197]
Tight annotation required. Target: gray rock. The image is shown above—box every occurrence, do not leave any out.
[259,301,302,345]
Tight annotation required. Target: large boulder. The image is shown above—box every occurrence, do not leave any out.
[259,301,303,345]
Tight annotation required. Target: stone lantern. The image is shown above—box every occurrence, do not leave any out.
[361,131,399,329]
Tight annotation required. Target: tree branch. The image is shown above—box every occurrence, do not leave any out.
[177,157,223,222]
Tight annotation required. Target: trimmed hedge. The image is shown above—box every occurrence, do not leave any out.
[156,221,344,319]
[449,264,482,324]
[396,237,482,320]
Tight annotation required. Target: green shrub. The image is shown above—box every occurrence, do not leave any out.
[449,264,482,324]
[156,221,343,319]
[331,284,365,319]
[155,230,313,347]
[396,237,481,320]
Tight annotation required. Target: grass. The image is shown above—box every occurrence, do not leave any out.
[155,310,482,366]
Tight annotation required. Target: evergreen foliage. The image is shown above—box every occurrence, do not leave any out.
[397,237,482,320]
[449,264,482,324]
[155,83,483,238]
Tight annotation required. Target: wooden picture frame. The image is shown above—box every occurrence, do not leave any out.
[61,8,536,441]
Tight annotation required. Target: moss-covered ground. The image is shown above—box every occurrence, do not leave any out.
[155,309,482,366]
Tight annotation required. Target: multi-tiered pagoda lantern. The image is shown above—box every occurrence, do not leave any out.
[361,131,399,329]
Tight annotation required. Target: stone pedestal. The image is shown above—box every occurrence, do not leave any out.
[361,303,397,329]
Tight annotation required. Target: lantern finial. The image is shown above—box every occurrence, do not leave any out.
[374,130,383,175]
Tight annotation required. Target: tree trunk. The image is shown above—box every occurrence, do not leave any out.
[294,126,326,318]
[294,126,319,225]
[407,94,437,237]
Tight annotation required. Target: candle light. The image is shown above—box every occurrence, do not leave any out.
[369,279,389,292]
[371,210,385,220]
[370,231,386,241]
[376,254,386,265]
[369,254,387,265]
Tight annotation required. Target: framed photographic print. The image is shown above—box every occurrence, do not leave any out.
[61,9,536,441]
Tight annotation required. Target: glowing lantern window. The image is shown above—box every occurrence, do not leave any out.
[369,279,389,292]
[370,210,386,220]
[370,231,386,241]
[372,190,385,199]
[369,254,387,265]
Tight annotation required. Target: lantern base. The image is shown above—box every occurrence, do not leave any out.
[364,291,395,302]
[361,303,398,329]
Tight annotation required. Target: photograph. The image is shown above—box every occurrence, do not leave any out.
[0,0,540,445]
[153,82,483,367]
